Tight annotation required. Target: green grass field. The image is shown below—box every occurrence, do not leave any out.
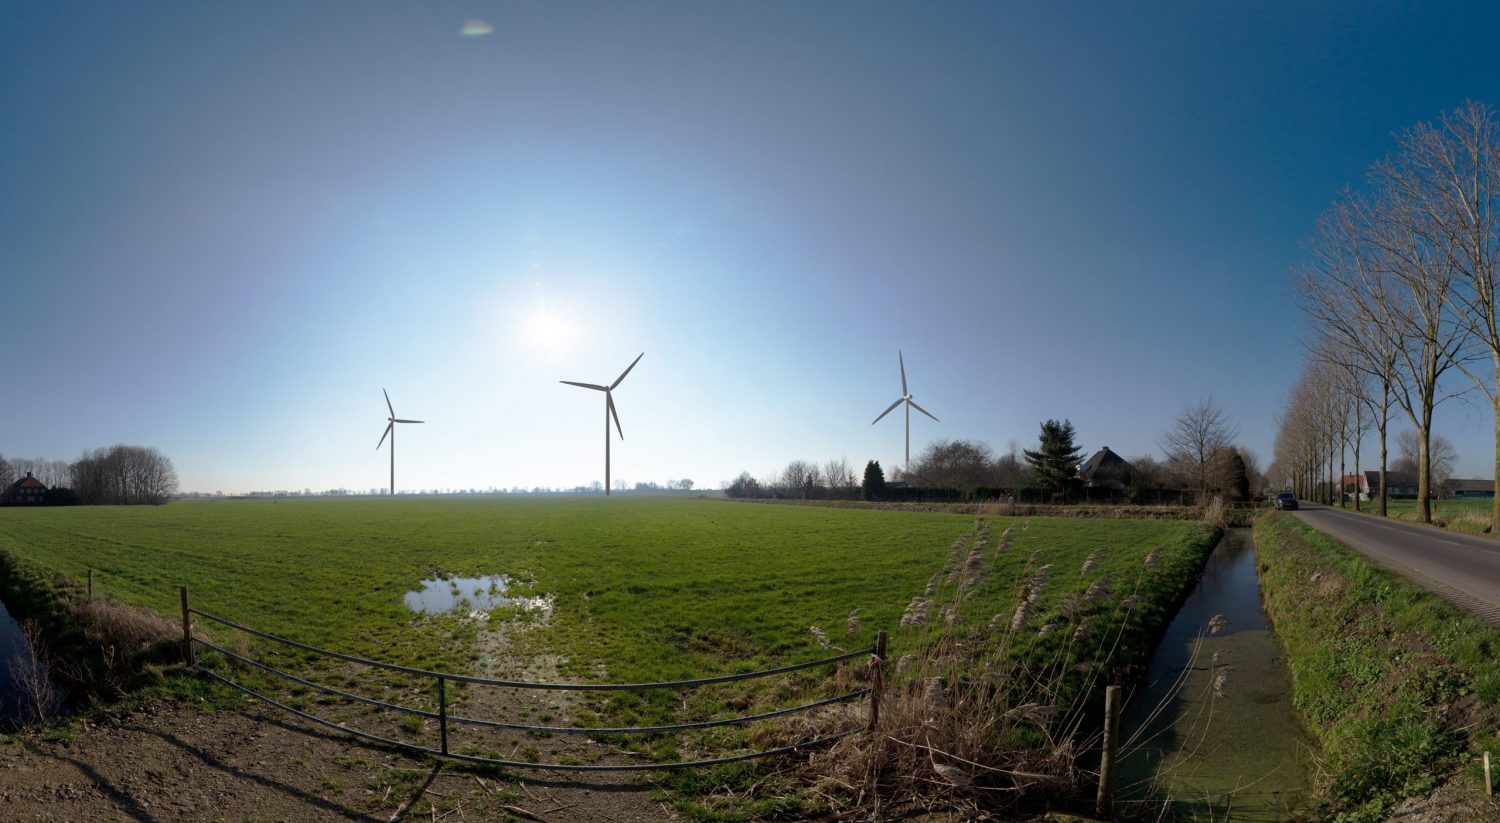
[0,497,1218,816]
[0,497,1206,682]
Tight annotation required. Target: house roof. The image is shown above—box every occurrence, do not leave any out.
[1447,478,1494,493]
[1364,470,1419,488]
[1079,446,1132,478]
[12,472,46,490]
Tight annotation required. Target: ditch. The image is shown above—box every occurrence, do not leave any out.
[1118,527,1317,820]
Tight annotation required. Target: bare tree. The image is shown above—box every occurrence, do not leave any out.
[822,457,857,496]
[1159,397,1239,497]
[994,439,1032,486]
[1393,429,1458,488]
[908,439,996,491]
[781,460,817,498]
[1392,102,1500,524]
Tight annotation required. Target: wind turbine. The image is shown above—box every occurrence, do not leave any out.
[871,351,939,472]
[561,353,643,496]
[376,389,424,496]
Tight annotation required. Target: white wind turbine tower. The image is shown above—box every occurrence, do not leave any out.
[871,351,940,473]
[561,352,643,496]
[376,389,424,496]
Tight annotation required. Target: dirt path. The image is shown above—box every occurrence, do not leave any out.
[0,698,676,822]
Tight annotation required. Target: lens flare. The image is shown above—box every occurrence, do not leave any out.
[459,19,494,37]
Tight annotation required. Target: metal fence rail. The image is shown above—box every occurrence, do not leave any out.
[181,588,886,771]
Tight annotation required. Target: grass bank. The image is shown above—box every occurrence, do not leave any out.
[1254,513,1500,822]
[1381,498,1494,534]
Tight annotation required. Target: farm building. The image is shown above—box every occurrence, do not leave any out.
[1079,446,1134,488]
[2,472,47,506]
[1444,478,1494,499]
[1363,470,1420,498]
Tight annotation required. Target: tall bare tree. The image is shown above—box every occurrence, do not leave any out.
[1390,102,1500,524]
[1160,397,1239,498]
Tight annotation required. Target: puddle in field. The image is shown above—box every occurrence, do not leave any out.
[403,575,549,616]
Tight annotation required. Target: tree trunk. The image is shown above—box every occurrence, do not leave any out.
[1378,382,1389,517]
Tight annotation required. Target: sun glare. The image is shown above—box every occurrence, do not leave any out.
[519,304,579,352]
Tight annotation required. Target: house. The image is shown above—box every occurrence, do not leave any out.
[1079,446,1134,488]
[1444,478,1495,499]
[2,472,47,506]
[1363,470,1420,498]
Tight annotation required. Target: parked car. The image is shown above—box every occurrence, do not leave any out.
[1274,492,1298,511]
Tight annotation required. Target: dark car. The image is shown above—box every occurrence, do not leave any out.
[1274,492,1298,511]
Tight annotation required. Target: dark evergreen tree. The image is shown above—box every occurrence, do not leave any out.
[1225,449,1250,501]
[1024,419,1085,491]
[862,460,887,501]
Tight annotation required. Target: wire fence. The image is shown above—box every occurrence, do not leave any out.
[181,588,885,771]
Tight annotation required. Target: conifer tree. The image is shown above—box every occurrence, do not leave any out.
[862,460,887,501]
[1024,419,1084,491]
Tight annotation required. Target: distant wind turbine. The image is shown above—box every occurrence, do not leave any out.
[376,389,424,496]
[561,353,643,496]
[871,351,939,472]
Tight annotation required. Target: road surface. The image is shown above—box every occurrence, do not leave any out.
[1290,503,1500,624]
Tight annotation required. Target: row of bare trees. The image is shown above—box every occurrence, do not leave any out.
[1284,101,1500,522]
[0,446,178,505]
[724,457,861,499]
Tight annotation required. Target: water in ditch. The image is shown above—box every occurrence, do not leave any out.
[1118,528,1316,821]
[0,596,68,730]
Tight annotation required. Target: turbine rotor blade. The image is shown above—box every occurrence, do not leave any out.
[377,422,393,450]
[871,398,903,425]
[899,351,907,395]
[394,419,424,424]
[560,380,608,391]
[909,399,940,422]
[383,388,395,417]
[610,352,645,390]
[608,393,624,439]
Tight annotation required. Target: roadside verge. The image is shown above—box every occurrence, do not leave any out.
[1254,514,1500,822]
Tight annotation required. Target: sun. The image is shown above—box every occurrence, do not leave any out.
[519,303,579,352]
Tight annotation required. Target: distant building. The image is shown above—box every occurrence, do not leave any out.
[1444,478,1495,499]
[1362,470,1422,498]
[1079,446,1134,488]
[2,472,47,506]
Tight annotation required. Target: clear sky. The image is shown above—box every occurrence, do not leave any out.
[6,1,1500,493]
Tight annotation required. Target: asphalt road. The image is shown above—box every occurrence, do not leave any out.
[1291,503,1500,624]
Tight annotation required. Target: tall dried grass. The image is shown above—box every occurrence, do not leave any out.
[786,519,1185,818]
[9,620,65,725]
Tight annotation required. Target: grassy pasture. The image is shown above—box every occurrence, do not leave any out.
[0,497,1218,817]
[0,498,1211,745]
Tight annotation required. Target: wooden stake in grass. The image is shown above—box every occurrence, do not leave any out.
[869,629,887,733]
[1097,684,1121,817]
[1485,750,1492,797]
[87,568,93,600]
[180,586,194,667]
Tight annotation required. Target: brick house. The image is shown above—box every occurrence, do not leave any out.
[2,472,47,505]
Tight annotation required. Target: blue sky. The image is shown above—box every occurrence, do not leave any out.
[6,2,1500,492]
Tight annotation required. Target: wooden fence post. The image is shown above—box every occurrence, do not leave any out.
[1485,750,1492,797]
[87,568,93,601]
[868,630,887,733]
[437,676,449,755]
[180,586,194,667]
[1097,684,1121,817]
